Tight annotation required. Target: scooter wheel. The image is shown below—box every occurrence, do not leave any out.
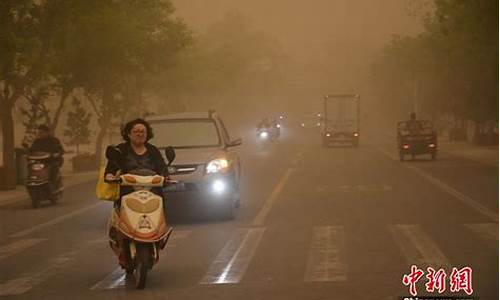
[134,245,150,289]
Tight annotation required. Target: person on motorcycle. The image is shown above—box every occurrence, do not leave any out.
[257,117,272,130]
[104,118,168,207]
[29,124,64,182]
[271,117,281,138]
[104,118,170,276]
[406,112,421,134]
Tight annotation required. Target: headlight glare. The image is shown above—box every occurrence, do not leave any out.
[206,158,229,174]
[212,179,226,193]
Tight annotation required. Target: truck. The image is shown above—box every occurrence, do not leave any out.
[321,94,360,147]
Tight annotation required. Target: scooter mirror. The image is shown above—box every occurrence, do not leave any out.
[164,146,176,165]
[105,146,121,162]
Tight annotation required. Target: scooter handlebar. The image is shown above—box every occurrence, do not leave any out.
[104,174,179,187]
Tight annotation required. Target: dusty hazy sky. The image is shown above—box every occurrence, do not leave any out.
[171,0,426,114]
[171,0,423,61]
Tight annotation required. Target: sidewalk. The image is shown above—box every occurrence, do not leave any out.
[0,168,98,207]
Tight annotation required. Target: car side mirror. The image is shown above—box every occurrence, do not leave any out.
[105,146,121,163]
[164,146,176,165]
[227,138,242,147]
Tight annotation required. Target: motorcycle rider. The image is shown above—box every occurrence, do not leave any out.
[29,124,64,182]
[406,112,421,134]
[257,117,272,131]
[271,117,280,138]
[104,118,168,208]
[104,118,170,274]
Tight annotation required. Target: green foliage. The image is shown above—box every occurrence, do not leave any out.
[63,97,91,155]
[20,85,51,147]
[372,0,498,123]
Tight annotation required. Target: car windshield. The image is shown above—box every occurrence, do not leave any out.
[150,119,220,148]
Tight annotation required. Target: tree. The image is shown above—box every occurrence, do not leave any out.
[0,0,49,187]
[20,85,52,147]
[63,97,91,155]
[371,0,498,128]
[66,0,192,164]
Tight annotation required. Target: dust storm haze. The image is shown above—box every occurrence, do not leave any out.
[172,0,423,124]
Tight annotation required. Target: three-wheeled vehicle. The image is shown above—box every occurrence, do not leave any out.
[397,120,437,161]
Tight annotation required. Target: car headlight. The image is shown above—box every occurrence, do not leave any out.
[206,158,229,174]
[32,163,45,171]
[212,179,226,193]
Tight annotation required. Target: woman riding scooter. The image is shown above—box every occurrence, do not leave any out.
[104,118,170,282]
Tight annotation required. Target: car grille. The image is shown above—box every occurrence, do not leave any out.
[170,165,199,175]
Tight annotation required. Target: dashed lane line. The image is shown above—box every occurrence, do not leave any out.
[389,224,450,269]
[0,239,47,261]
[200,228,266,284]
[463,223,498,242]
[304,226,347,282]
[0,252,76,296]
[252,169,293,226]
[10,202,107,238]
[373,144,498,223]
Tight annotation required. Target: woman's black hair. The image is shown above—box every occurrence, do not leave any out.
[121,118,154,142]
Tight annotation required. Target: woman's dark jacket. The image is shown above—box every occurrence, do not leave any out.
[104,142,168,198]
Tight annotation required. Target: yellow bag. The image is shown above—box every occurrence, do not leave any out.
[96,167,120,201]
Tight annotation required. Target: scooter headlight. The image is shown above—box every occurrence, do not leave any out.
[259,131,269,139]
[212,179,226,194]
[206,158,229,174]
[276,124,281,128]
[31,163,45,171]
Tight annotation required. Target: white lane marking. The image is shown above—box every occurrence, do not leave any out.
[0,252,76,296]
[464,223,498,241]
[252,169,292,226]
[374,145,498,223]
[389,225,450,268]
[0,239,47,261]
[90,267,126,290]
[91,229,191,290]
[200,228,265,284]
[357,184,392,192]
[10,202,106,238]
[304,226,347,282]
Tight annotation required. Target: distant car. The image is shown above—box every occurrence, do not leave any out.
[147,111,243,219]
